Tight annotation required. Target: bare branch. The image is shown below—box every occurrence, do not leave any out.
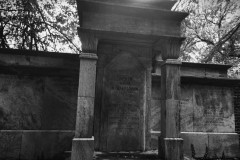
[202,21,240,63]
[195,34,215,45]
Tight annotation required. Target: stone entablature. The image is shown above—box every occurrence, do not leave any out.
[77,0,176,10]
[154,61,232,78]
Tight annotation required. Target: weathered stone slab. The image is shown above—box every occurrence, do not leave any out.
[71,138,94,160]
[155,62,230,78]
[81,10,182,37]
[205,68,225,78]
[101,53,145,151]
[55,131,75,158]
[181,66,206,78]
[181,132,240,158]
[181,65,229,78]
[41,77,78,130]
[208,133,240,158]
[164,138,183,160]
[193,85,235,132]
[0,75,78,130]
[151,99,161,131]
[180,132,209,158]
[20,131,57,159]
[20,130,74,160]
[150,131,160,149]
[151,82,161,131]
[151,84,235,134]
[0,51,79,70]
[0,75,43,130]
[180,85,194,132]
[0,130,22,159]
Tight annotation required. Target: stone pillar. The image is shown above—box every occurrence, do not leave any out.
[158,38,184,160]
[71,53,97,160]
[71,29,98,160]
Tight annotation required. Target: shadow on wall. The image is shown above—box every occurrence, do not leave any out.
[0,130,74,160]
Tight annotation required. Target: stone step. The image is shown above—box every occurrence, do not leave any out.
[94,158,162,159]
[66,151,162,160]
[94,152,161,160]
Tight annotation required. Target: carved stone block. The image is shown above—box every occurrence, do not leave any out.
[71,138,94,160]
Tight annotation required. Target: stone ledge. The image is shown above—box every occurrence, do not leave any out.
[79,53,98,60]
[161,59,182,65]
[150,131,240,158]
[180,132,240,158]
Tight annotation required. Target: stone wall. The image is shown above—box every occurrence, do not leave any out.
[234,85,240,148]
[0,49,79,160]
[1,49,240,159]
[151,83,235,133]
[234,85,240,134]
[151,80,240,157]
[181,84,235,133]
[0,75,78,130]
[0,73,78,159]
[0,130,74,160]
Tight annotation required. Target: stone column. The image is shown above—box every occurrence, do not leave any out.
[158,38,184,160]
[71,29,98,160]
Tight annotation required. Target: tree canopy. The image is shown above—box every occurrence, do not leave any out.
[0,0,81,53]
[174,0,240,77]
[1,0,240,76]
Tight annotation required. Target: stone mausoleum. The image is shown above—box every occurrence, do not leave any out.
[0,0,240,160]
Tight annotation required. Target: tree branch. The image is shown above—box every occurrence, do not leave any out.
[202,21,240,63]
[196,34,215,45]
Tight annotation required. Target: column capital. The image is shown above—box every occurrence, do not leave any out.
[161,37,185,60]
[79,53,98,60]
[78,28,98,53]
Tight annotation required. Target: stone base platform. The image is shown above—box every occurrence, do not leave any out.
[71,137,94,160]
[150,132,240,158]
[181,132,240,158]
[93,151,161,160]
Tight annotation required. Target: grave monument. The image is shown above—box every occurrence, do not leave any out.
[0,0,239,160]
[72,0,188,159]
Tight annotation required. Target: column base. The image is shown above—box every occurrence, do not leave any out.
[71,137,94,160]
[159,137,183,160]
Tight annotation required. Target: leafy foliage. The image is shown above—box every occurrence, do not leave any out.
[174,0,240,77]
[0,0,81,53]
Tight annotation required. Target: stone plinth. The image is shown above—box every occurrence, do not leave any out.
[164,138,183,160]
[71,137,94,160]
